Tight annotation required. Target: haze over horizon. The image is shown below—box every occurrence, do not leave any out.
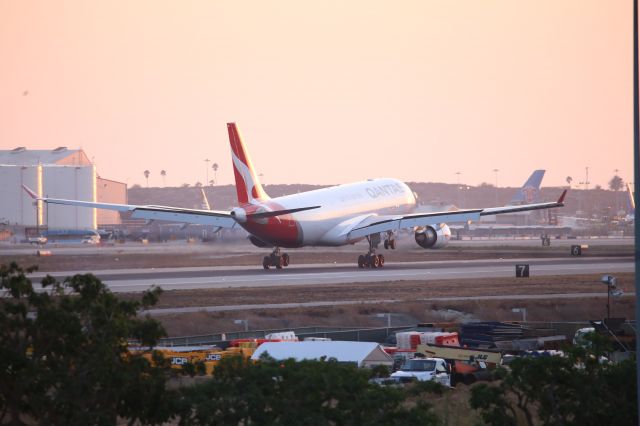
[0,1,633,189]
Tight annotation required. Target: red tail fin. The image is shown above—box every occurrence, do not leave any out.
[227,123,269,205]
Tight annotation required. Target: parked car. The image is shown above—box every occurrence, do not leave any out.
[390,358,451,386]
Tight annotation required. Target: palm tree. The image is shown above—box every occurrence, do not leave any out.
[160,170,167,187]
[609,174,624,213]
[565,176,573,188]
[144,170,150,187]
[212,163,219,185]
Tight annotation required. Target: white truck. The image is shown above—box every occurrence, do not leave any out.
[390,357,451,387]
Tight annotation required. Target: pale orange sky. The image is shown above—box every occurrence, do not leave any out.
[0,1,634,189]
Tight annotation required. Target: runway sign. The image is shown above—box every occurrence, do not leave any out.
[515,264,530,278]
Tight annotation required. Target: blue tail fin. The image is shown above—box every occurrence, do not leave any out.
[509,170,545,205]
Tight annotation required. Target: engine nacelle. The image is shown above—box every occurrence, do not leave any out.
[414,224,451,249]
[248,235,272,248]
[230,207,247,223]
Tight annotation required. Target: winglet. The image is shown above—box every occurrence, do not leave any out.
[22,184,39,200]
[557,189,567,204]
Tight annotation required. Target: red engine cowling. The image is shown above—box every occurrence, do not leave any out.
[414,224,451,249]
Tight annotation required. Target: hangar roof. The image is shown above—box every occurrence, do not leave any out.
[251,341,393,367]
[0,147,91,166]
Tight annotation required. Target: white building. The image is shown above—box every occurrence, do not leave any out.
[0,147,126,231]
[251,341,394,368]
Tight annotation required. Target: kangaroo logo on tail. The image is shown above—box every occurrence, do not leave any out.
[227,123,269,205]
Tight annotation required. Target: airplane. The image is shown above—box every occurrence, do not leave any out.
[509,169,545,205]
[473,169,546,226]
[23,123,567,269]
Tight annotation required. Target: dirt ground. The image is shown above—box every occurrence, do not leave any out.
[131,273,635,337]
[2,242,634,338]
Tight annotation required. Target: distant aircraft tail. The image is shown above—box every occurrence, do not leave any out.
[200,188,211,210]
[227,123,269,205]
[509,170,545,205]
[627,182,635,211]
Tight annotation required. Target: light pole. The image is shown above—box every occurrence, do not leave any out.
[601,275,623,319]
[493,168,499,205]
[455,172,462,207]
[204,159,210,187]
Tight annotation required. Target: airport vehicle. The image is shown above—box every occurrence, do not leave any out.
[27,236,48,245]
[390,357,451,386]
[23,123,566,269]
[416,343,501,386]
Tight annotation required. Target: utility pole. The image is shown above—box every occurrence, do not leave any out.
[493,168,499,204]
[204,159,210,187]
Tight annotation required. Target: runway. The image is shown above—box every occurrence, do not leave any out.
[30,256,634,293]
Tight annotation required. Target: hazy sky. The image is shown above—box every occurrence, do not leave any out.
[0,1,634,190]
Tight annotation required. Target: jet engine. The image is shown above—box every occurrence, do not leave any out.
[248,235,273,248]
[414,224,451,249]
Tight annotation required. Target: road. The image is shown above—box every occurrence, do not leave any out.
[29,256,633,293]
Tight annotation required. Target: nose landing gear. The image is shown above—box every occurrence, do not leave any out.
[357,234,385,268]
[263,248,290,269]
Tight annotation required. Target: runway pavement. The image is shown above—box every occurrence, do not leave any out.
[29,256,634,293]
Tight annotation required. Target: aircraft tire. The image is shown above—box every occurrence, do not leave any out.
[384,240,389,249]
[389,240,396,250]
[358,255,366,268]
[370,255,380,268]
[263,256,271,269]
[378,254,385,267]
[282,253,290,266]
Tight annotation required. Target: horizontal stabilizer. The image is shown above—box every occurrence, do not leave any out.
[248,205,321,219]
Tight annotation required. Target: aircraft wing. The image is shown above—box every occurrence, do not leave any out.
[22,185,321,228]
[23,185,237,227]
[347,190,566,240]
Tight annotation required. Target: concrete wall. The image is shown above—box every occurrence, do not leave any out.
[42,165,96,230]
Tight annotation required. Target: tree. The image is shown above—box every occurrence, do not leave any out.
[609,175,623,192]
[470,333,637,426]
[212,163,219,185]
[160,169,167,187]
[0,262,177,425]
[609,175,624,212]
[143,170,150,187]
[566,176,573,187]
[177,355,439,425]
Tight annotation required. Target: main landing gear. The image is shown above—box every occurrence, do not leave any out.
[263,248,290,270]
[357,232,396,268]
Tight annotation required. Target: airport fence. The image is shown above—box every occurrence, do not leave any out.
[159,325,414,348]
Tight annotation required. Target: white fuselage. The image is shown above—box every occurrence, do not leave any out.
[241,178,416,247]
